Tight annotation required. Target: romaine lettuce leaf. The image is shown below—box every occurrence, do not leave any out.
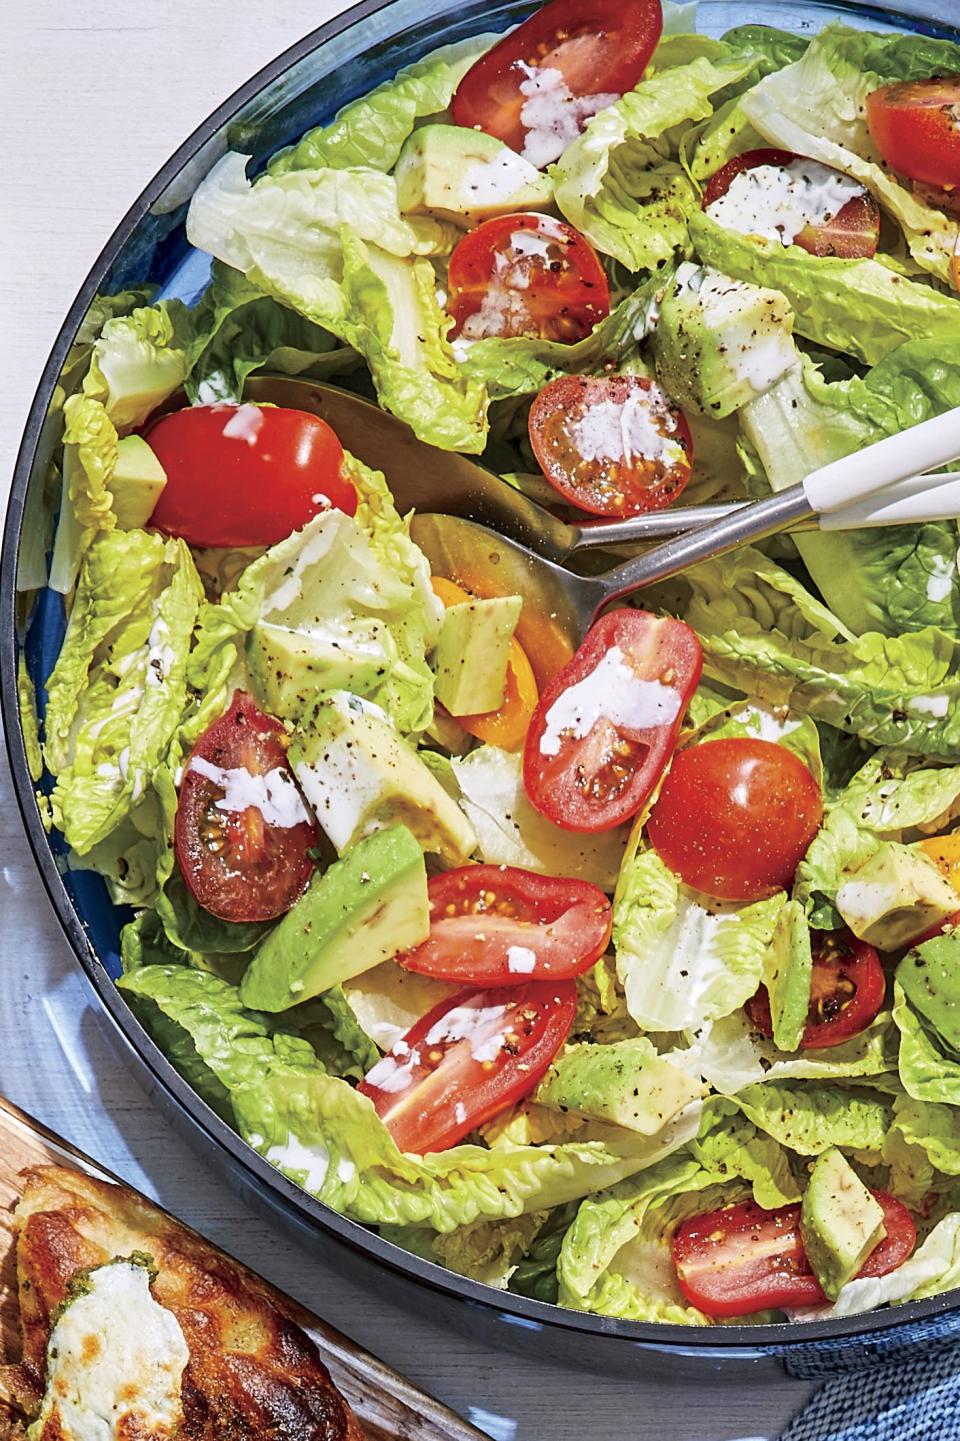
[888,1097,960,1179]
[48,396,118,596]
[509,1201,579,1302]
[556,1154,733,1322]
[894,981,960,1107]
[693,1097,801,1208]
[898,932,960,1053]
[720,25,809,73]
[185,262,359,404]
[451,745,629,891]
[683,545,960,759]
[267,35,496,176]
[612,846,785,1032]
[740,26,960,283]
[44,528,203,853]
[383,1213,548,1290]
[187,155,486,451]
[742,353,960,639]
[673,1009,896,1094]
[689,209,960,366]
[552,43,756,272]
[231,1067,698,1232]
[82,302,189,432]
[734,1081,892,1159]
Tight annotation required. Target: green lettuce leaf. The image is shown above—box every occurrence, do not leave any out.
[888,1097,960,1179]
[556,1154,733,1322]
[689,209,960,366]
[740,25,960,283]
[720,25,809,72]
[231,1066,699,1232]
[48,396,118,596]
[898,932,960,1053]
[734,1081,892,1159]
[82,302,189,432]
[552,42,756,272]
[693,1097,801,1208]
[613,846,786,1032]
[43,529,203,853]
[451,745,629,891]
[118,964,321,1123]
[267,36,496,175]
[382,1212,548,1290]
[17,655,42,783]
[509,1202,579,1302]
[741,351,960,638]
[683,545,960,760]
[674,1008,896,1095]
[185,262,359,403]
[187,155,486,451]
[894,981,960,1106]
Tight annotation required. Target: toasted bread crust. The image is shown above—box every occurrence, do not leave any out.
[9,1166,363,1441]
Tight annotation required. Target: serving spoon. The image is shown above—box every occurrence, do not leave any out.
[245,376,960,564]
[409,407,960,676]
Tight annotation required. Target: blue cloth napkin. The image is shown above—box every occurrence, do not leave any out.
[778,1312,960,1439]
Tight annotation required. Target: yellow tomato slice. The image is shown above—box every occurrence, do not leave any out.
[919,834,960,897]
[430,576,539,750]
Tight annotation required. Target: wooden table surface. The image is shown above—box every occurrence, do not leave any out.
[0,4,823,1436]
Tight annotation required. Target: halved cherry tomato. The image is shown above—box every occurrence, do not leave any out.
[866,77,960,189]
[647,738,823,901]
[452,0,662,164]
[529,374,693,518]
[703,148,880,259]
[673,1192,917,1319]
[523,608,702,834]
[745,931,886,1050]
[431,577,538,750]
[147,404,356,547]
[175,691,316,922]
[447,214,610,343]
[398,864,612,986]
[358,981,577,1153]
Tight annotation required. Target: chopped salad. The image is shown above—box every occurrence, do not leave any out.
[21,0,960,1324]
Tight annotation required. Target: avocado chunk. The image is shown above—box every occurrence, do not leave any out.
[653,262,798,418]
[535,1038,703,1135]
[433,594,522,717]
[836,842,958,949]
[800,1149,885,1300]
[239,825,429,1013]
[290,691,477,863]
[897,929,960,1051]
[395,123,553,228]
[105,434,167,529]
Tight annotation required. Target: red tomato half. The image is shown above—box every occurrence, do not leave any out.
[452,0,662,163]
[672,1192,917,1319]
[866,77,960,189]
[703,148,880,259]
[358,982,577,1154]
[647,738,823,901]
[175,692,316,923]
[397,865,612,986]
[745,931,886,1050]
[447,213,610,344]
[528,375,693,518]
[147,404,356,547]
[523,608,703,834]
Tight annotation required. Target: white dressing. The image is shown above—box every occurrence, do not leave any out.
[460,148,544,207]
[506,945,538,974]
[570,386,686,468]
[539,645,681,757]
[518,63,618,168]
[188,756,311,829]
[705,159,865,245]
[221,402,265,445]
[264,1131,331,1190]
[425,1002,511,1062]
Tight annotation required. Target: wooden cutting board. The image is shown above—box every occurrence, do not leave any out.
[0,1095,485,1441]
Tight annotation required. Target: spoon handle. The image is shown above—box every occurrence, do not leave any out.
[594,407,960,609]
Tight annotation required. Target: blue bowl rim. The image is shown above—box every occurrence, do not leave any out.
[4,0,960,1358]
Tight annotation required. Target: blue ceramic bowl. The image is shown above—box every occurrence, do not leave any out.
[4,0,960,1378]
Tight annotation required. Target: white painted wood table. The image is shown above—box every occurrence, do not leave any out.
[0,4,817,1436]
